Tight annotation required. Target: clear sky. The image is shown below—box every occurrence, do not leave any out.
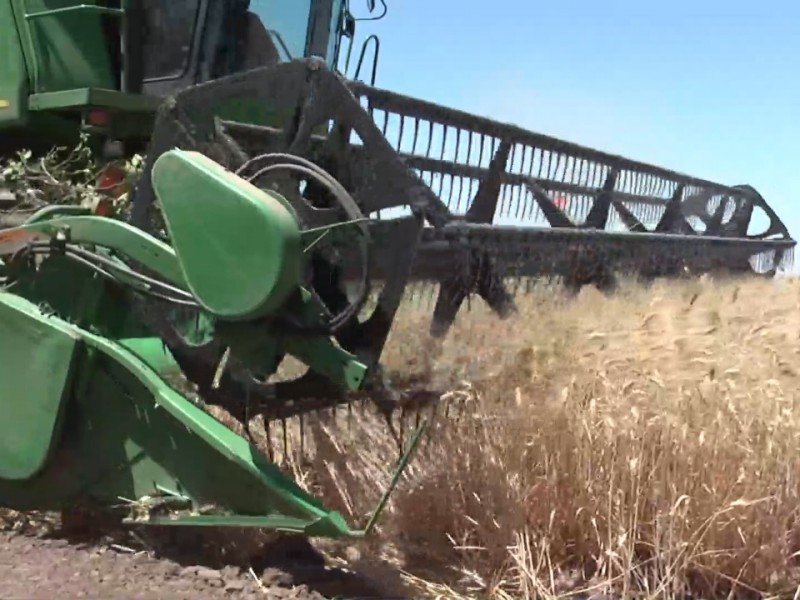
[340,0,799,269]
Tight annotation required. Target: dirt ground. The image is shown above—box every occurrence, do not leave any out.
[0,515,402,600]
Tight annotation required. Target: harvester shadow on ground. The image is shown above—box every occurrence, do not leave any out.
[33,513,408,599]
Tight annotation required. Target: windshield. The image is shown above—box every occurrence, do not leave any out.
[140,0,202,80]
[247,0,312,60]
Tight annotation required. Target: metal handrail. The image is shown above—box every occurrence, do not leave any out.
[24,5,124,19]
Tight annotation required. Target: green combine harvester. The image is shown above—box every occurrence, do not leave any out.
[0,0,795,536]
[0,147,419,535]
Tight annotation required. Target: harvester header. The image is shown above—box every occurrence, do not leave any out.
[0,0,794,537]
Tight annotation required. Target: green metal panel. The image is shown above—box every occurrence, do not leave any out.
[0,0,30,128]
[151,149,303,320]
[0,248,355,535]
[27,88,160,112]
[26,88,161,142]
[0,289,356,536]
[0,292,80,480]
[0,214,188,287]
[18,0,118,93]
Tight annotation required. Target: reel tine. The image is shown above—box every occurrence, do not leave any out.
[369,381,405,454]
[378,403,403,455]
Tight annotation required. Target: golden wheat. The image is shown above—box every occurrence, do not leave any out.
[297,275,800,599]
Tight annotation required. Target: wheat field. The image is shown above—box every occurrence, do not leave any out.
[284,275,800,599]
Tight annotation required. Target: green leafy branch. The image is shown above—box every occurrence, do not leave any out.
[0,133,145,223]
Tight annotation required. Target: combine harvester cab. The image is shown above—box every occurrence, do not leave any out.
[0,0,159,155]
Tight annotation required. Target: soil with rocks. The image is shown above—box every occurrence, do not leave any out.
[0,513,403,599]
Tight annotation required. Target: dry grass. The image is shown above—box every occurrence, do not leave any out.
[287,275,800,599]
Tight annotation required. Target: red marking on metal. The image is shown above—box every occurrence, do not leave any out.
[96,164,126,199]
[0,228,33,245]
[87,109,109,127]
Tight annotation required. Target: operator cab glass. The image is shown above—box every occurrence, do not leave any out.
[139,0,344,86]
[247,0,345,70]
[247,0,312,61]
[139,0,203,81]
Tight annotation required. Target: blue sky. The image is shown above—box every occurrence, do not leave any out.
[340,0,799,268]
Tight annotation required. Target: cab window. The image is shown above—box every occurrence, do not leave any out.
[141,1,202,80]
[246,0,312,61]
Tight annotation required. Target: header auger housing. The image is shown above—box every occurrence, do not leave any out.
[0,148,422,536]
